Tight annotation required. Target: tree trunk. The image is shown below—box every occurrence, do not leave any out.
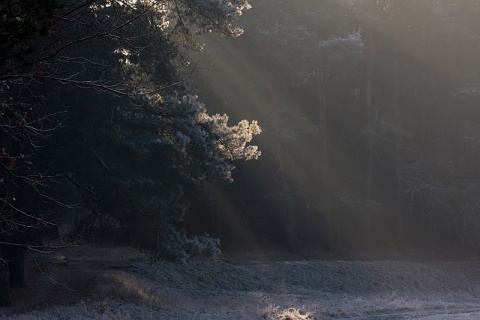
[392,41,404,247]
[285,192,297,254]
[0,268,10,306]
[279,142,298,254]
[318,66,329,203]
[318,65,341,255]
[363,0,376,251]
[2,244,25,288]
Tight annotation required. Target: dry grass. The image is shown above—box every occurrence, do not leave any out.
[1,245,480,319]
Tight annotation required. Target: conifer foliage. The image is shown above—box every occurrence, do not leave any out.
[0,0,259,304]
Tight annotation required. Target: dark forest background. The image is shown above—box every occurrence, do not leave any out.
[186,0,480,256]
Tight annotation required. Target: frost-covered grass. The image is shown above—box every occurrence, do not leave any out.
[2,250,480,319]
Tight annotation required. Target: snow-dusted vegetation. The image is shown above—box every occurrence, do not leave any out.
[1,246,480,319]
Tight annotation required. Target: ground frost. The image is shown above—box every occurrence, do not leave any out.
[1,251,480,319]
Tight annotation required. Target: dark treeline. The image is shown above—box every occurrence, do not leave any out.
[0,0,257,305]
[188,0,480,255]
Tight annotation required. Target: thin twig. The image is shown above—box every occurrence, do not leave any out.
[26,249,77,292]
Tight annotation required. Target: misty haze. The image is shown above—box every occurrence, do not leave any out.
[1,0,480,319]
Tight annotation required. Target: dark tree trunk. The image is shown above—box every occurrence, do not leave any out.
[363,0,376,251]
[318,65,340,255]
[0,268,11,306]
[392,37,405,248]
[285,193,297,254]
[2,245,25,288]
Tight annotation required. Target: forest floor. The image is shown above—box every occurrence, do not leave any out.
[1,244,480,319]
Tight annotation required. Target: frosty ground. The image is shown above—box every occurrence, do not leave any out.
[1,246,480,319]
